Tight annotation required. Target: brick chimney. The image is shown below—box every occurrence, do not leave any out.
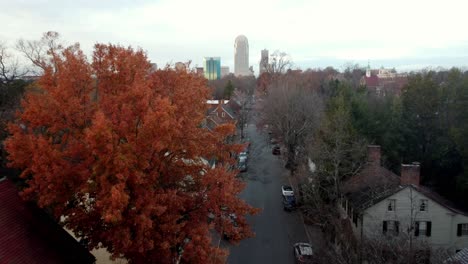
[401,162,420,186]
[367,145,381,166]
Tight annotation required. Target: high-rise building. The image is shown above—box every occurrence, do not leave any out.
[174,62,187,71]
[221,66,230,77]
[234,35,250,76]
[203,57,221,80]
[259,49,269,74]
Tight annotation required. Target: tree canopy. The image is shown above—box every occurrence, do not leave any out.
[5,42,256,263]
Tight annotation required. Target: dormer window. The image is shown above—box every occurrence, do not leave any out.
[387,199,396,212]
[419,199,428,212]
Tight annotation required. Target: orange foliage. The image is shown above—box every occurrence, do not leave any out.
[5,43,257,263]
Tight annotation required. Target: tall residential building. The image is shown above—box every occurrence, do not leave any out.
[203,57,221,80]
[221,66,230,77]
[234,35,250,76]
[259,49,269,74]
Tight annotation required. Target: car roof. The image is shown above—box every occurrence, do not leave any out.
[295,243,313,255]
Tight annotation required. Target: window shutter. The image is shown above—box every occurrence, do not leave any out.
[383,221,387,234]
[396,221,400,235]
[415,222,419,237]
[457,224,462,237]
[426,222,431,237]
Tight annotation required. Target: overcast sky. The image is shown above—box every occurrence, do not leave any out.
[1,0,468,73]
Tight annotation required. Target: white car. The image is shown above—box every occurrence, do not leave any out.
[238,152,248,162]
[282,185,294,196]
[293,243,313,263]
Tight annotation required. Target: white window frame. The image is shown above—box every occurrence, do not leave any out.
[222,112,225,117]
[462,224,468,236]
[419,199,428,212]
[387,199,396,212]
[419,221,427,233]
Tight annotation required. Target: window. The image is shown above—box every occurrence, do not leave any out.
[222,112,225,117]
[383,221,399,235]
[419,199,428,212]
[415,221,431,237]
[387,199,396,212]
[457,223,468,236]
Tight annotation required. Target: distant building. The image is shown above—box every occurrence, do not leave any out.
[196,67,204,77]
[361,63,407,96]
[221,66,230,77]
[203,57,221,80]
[234,35,251,76]
[259,49,269,74]
[150,63,158,72]
[174,62,186,71]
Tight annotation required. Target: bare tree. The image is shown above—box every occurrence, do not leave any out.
[16,31,64,74]
[0,42,28,85]
[262,73,323,172]
[233,90,251,140]
[308,94,367,202]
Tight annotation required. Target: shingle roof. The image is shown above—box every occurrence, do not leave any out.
[0,178,95,264]
[221,104,236,119]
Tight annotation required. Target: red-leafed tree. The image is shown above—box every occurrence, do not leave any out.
[5,42,257,263]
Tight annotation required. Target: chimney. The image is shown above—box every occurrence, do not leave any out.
[401,162,420,186]
[367,145,381,166]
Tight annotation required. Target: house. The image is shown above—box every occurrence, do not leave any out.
[0,177,96,264]
[340,145,468,254]
[205,100,237,131]
[360,66,408,97]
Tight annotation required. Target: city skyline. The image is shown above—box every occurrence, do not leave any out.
[1,0,468,72]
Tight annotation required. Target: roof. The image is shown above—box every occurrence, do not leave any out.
[295,243,313,255]
[363,75,379,87]
[343,163,400,194]
[415,185,468,217]
[0,178,95,264]
[221,104,236,119]
[446,248,468,263]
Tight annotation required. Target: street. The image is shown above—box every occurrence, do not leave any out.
[226,123,309,264]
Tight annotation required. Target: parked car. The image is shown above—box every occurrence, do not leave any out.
[293,243,313,263]
[270,138,278,145]
[283,195,296,211]
[238,152,248,162]
[272,145,281,155]
[282,185,294,196]
[223,213,239,240]
[238,159,247,172]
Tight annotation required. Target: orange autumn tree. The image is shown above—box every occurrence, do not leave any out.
[6,43,257,263]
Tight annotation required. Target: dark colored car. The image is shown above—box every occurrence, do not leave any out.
[238,160,247,172]
[293,243,313,263]
[283,195,296,211]
[272,145,281,155]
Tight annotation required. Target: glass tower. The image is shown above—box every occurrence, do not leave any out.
[203,57,221,80]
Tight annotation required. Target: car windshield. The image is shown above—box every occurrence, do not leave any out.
[283,186,292,191]
[298,245,313,256]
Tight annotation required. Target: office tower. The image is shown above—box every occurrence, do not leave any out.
[234,35,250,76]
[221,66,230,77]
[203,57,221,80]
[259,49,269,74]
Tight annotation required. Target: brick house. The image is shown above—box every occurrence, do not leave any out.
[0,177,95,264]
[205,100,237,131]
[340,145,468,254]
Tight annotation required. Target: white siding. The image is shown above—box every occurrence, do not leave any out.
[360,186,468,251]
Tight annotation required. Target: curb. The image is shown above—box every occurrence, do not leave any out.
[286,173,313,244]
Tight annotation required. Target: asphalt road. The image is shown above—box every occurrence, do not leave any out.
[226,123,309,264]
